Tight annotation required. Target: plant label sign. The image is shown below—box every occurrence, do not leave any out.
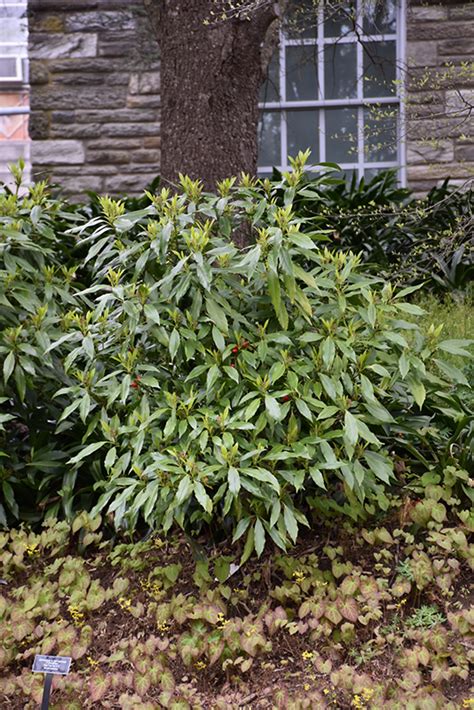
[32,655,72,675]
[32,656,72,710]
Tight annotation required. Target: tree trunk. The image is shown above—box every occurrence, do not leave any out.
[145,0,281,190]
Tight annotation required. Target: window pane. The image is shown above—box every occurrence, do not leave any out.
[363,0,397,35]
[1,5,27,18]
[364,167,384,182]
[0,18,27,44]
[286,45,318,101]
[287,109,319,163]
[324,1,356,37]
[0,57,17,78]
[258,112,281,167]
[325,107,358,163]
[363,41,396,97]
[364,105,398,162]
[260,51,280,102]
[324,43,357,99]
[284,0,318,39]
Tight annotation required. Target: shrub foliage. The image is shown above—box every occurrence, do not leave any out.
[0,165,472,557]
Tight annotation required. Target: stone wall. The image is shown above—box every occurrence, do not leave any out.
[28,0,160,199]
[28,0,474,198]
[406,0,474,192]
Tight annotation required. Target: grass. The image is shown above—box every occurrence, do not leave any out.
[412,294,473,392]
[415,292,473,348]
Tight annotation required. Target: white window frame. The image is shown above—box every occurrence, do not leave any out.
[0,0,28,87]
[258,0,406,183]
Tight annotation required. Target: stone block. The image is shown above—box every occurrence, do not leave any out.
[128,71,160,95]
[105,171,157,195]
[29,61,50,85]
[86,138,142,150]
[132,149,161,163]
[65,10,136,33]
[75,109,157,124]
[48,165,119,176]
[49,123,105,139]
[47,58,131,74]
[126,95,161,109]
[407,162,474,181]
[409,6,448,22]
[407,41,439,68]
[50,111,76,124]
[438,39,474,57]
[455,143,474,162]
[32,139,85,165]
[100,122,161,138]
[30,33,98,60]
[407,139,454,164]
[29,111,50,140]
[446,89,474,112]
[0,141,30,162]
[406,116,472,141]
[87,150,131,164]
[54,175,104,195]
[406,99,445,121]
[98,32,139,58]
[407,21,474,42]
[36,14,65,33]
[52,71,129,87]
[449,5,474,21]
[32,86,126,110]
[143,137,161,149]
[407,66,474,96]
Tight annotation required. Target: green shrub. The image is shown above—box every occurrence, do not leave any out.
[1,166,472,557]
[0,179,91,524]
[272,160,474,294]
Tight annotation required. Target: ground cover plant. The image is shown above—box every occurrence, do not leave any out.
[1,156,473,559]
[1,158,473,708]
[0,510,472,708]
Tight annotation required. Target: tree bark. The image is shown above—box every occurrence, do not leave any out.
[145,0,281,190]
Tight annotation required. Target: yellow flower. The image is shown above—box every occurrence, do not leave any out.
[67,604,85,627]
[301,650,314,661]
[292,570,307,582]
[362,688,374,701]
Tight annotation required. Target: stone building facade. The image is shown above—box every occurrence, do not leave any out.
[406,0,474,192]
[28,0,161,198]
[24,0,474,198]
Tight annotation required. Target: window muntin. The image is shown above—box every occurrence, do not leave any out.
[258,0,404,181]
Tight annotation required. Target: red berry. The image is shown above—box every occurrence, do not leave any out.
[230,363,235,368]
[242,340,250,349]
[232,346,239,354]
[282,395,290,402]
